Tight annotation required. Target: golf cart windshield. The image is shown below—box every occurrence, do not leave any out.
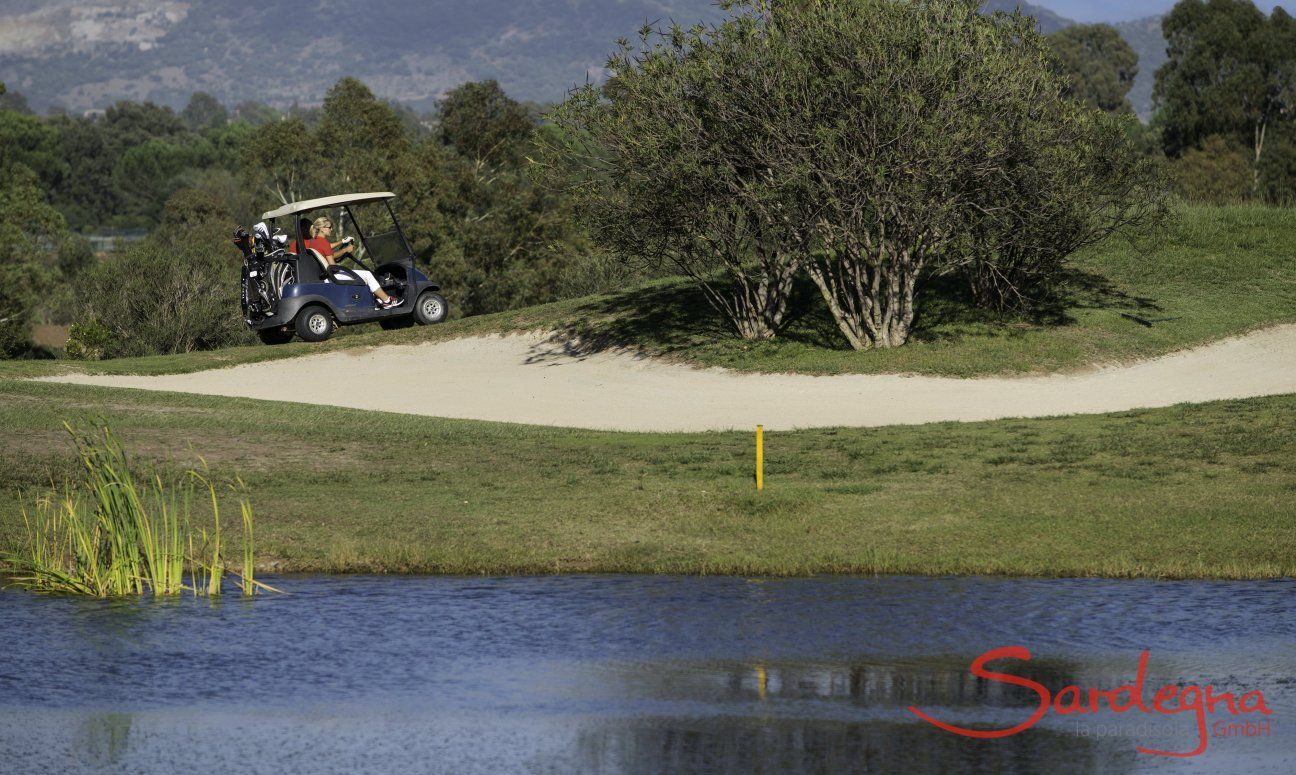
[341,201,413,266]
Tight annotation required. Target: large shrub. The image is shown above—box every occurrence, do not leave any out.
[1171,134,1254,203]
[552,0,1163,348]
[76,189,251,357]
[548,8,807,340]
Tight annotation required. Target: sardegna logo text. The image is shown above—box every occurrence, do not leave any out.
[907,646,1272,758]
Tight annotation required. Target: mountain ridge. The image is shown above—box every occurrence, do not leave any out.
[0,0,1165,118]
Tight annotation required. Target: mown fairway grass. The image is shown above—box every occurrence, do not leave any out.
[2,379,1293,579]
[2,204,1293,580]
[3,205,1294,381]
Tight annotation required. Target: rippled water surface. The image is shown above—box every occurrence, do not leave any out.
[1,575,1293,773]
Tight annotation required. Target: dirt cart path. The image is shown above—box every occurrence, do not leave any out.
[42,327,1296,432]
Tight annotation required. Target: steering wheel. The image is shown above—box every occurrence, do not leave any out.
[339,237,367,265]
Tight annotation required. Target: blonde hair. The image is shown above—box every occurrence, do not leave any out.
[311,216,334,238]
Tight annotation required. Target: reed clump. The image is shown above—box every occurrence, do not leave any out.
[2,425,275,598]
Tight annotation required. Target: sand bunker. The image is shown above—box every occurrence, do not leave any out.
[41,326,1296,432]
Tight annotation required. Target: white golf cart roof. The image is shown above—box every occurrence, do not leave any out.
[262,192,395,220]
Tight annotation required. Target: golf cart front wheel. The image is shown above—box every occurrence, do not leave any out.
[257,327,294,345]
[295,305,336,342]
[414,292,448,325]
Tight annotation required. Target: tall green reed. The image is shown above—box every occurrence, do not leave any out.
[1,425,274,598]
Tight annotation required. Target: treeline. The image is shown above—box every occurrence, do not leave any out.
[1047,0,1296,203]
[2,92,263,231]
[2,0,1294,360]
[0,77,624,358]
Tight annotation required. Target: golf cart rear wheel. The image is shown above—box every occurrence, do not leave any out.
[257,327,294,346]
[295,305,336,342]
[414,292,448,325]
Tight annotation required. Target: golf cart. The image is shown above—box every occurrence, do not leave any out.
[236,192,447,344]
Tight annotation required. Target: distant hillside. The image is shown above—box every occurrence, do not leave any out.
[984,1,1165,120]
[0,0,725,112]
[1113,15,1169,121]
[0,0,1167,119]
[982,0,1075,34]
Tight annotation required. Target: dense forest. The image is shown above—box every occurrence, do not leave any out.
[0,76,623,358]
[1,0,1294,359]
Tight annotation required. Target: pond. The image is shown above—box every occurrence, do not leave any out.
[1,575,1292,773]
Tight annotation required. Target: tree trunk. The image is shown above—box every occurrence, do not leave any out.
[698,250,799,341]
[1254,120,1267,199]
[806,242,920,351]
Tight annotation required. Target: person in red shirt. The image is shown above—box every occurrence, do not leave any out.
[289,217,336,257]
[291,216,399,308]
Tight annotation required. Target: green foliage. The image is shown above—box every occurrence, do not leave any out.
[437,80,535,166]
[104,101,187,143]
[0,82,33,114]
[1155,0,1296,198]
[0,162,67,358]
[240,117,321,206]
[1171,134,1254,202]
[77,189,251,358]
[57,235,95,279]
[2,425,266,598]
[396,89,600,317]
[43,101,225,230]
[414,153,591,315]
[38,97,257,231]
[317,78,411,191]
[956,107,1167,313]
[549,7,807,340]
[1256,122,1296,203]
[234,101,282,127]
[0,110,67,185]
[181,92,229,132]
[65,321,113,361]
[551,0,1163,347]
[45,115,118,230]
[240,80,417,207]
[1048,24,1140,114]
[113,139,192,224]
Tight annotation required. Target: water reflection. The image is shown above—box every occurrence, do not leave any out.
[0,575,1291,774]
[606,656,1089,709]
[76,712,132,770]
[570,717,1115,775]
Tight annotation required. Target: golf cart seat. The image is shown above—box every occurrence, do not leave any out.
[298,248,364,286]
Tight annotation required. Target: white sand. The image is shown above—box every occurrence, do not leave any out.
[41,326,1296,432]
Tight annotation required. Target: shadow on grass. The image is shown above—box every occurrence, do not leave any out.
[547,267,1166,357]
[551,280,735,357]
[909,267,1166,345]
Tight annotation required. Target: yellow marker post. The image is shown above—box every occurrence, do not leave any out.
[756,425,764,491]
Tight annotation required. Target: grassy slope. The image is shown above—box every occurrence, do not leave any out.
[1,205,1293,580]
[3,205,1295,380]
[2,379,1293,580]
